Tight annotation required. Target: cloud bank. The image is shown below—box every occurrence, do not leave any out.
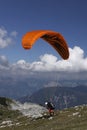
[11,46,87,72]
[0,46,87,83]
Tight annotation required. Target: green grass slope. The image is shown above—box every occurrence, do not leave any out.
[0,97,87,130]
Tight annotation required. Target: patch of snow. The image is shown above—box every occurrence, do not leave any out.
[11,101,47,118]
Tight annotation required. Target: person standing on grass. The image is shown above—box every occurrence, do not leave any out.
[45,101,55,116]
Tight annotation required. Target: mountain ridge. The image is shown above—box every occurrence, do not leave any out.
[19,85,87,109]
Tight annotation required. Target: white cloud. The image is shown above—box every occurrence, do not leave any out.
[44,81,62,87]
[67,46,87,72]
[0,27,7,38]
[10,31,18,37]
[16,46,87,72]
[40,54,57,64]
[0,27,17,48]
[0,55,9,68]
[0,46,87,84]
[13,60,30,70]
[17,60,26,65]
[4,46,86,73]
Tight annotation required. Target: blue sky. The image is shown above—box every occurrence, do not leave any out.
[0,0,87,61]
[0,0,87,92]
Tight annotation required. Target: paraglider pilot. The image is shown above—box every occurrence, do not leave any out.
[45,102,55,116]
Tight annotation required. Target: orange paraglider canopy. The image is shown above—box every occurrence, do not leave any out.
[22,30,69,60]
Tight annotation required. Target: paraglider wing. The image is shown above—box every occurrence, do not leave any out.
[22,30,69,59]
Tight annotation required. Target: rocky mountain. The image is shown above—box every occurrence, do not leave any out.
[20,85,87,109]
